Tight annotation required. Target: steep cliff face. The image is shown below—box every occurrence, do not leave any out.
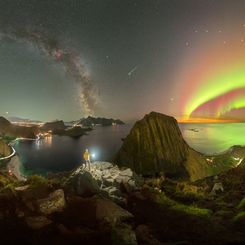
[115,112,190,178]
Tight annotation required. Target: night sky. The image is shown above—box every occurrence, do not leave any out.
[1,0,245,121]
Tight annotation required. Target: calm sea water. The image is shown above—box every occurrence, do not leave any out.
[179,123,245,154]
[14,125,131,175]
[13,123,245,175]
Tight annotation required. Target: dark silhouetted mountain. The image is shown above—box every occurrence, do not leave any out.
[8,116,42,124]
[40,120,66,132]
[0,116,37,138]
[77,116,125,127]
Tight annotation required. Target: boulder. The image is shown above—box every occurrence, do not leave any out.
[135,225,161,245]
[25,216,52,230]
[37,189,65,215]
[95,198,134,225]
[15,185,30,192]
[112,224,137,245]
[65,167,100,197]
[210,182,224,195]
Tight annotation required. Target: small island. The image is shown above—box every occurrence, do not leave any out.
[70,116,125,127]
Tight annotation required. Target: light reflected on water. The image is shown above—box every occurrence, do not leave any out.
[35,135,53,149]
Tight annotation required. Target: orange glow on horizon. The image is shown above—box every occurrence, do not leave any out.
[177,117,244,123]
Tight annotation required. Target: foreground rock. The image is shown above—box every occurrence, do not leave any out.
[37,189,65,215]
[95,197,133,225]
[25,216,52,230]
[65,169,100,197]
[64,161,142,202]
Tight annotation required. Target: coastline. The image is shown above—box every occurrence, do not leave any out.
[7,155,26,181]
[6,138,34,181]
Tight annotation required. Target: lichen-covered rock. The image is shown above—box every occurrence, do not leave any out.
[37,189,65,215]
[65,167,100,197]
[65,162,141,202]
[95,198,134,225]
[135,225,161,245]
[112,224,137,245]
[25,216,52,230]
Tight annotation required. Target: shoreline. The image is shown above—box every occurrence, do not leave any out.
[7,155,26,181]
[6,138,35,181]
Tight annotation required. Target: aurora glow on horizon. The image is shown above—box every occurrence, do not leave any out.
[184,67,245,119]
[179,33,245,121]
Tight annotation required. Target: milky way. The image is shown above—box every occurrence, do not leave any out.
[1,28,99,116]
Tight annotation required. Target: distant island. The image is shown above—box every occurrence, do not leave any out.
[70,116,125,127]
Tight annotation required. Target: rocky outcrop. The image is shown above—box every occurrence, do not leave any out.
[65,170,100,197]
[25,216,52,230]
[115,111,237,181]
[95,197,134,225]
[115,112,190,178]
[64,162,141,202]
[36,189,66,215]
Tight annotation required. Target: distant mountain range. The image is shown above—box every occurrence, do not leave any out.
[0,117,38,138]
[8,117,43,124]
[70,116,125,127]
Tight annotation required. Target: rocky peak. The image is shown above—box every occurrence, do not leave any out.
[0,117,11,127]
[115,112,189,177]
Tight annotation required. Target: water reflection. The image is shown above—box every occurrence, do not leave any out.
[36,135,53,149]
